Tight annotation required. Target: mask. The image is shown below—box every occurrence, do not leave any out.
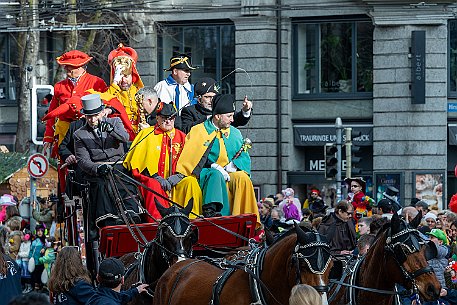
[45,241,52,248]
[285,191,292,197]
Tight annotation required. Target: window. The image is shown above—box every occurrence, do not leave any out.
[449,20,457,94]
[0,34,18,104]
[293,19,374,98]
[157,23,235,95]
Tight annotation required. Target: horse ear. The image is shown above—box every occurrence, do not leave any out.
[409,210,422,228]
[182,198,194,216]
[155,198,169,217]
[191,226,199,244]
[295,222,311,244]
[264,228,275,246]
[390,212,402,233]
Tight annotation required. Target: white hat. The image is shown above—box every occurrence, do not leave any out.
[423,212,437,221]
[0,194,16,206]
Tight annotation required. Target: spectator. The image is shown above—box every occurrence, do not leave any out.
[318,200,357,256]
[289,284,322,305]
[48,246,94,305]
[401,206,419,223]
[357,234,376,256]
[270,207,290,234]
[32,198,54,232]
[0,194,17,224]
[29,224,46,292]
[6,218,21,260]
[369,215,388,236]
[17,229,32,293]
[424,212,438,229]
[357,217,372,236]
[415,200,429,215]
[39,236,57,283]
[377,199,395,220]
[86,257,148,305]
[274,192,284,206]
[259,199,274,230]
[0,240,21,305]
[278,188,302,222]
[8,292,51,305]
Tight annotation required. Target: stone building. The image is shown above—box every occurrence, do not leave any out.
[1,0,457,208]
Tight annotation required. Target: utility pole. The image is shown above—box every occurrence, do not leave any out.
[335,117,343,202]
[345,127,352,179]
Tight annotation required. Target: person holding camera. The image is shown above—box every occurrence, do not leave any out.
[74,94,140,234]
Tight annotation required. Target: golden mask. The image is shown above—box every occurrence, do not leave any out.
[112,56,133,76]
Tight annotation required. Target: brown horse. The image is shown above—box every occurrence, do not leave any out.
[153,224,333,305]
[328,212,441,305]
[121,199,198,305]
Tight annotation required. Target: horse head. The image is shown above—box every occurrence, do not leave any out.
[294,223,333,301]
[154,198,199,266]
[383,212,441,301]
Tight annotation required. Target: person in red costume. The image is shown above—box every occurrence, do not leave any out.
[344,177,372,223]
[42,50,107,158]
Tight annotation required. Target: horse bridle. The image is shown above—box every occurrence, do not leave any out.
[292,231,332,293]
[155,211,195,266]
[385,227,434,293]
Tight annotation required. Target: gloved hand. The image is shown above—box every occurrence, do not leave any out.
[113,65,124,83]
[224,161,237,173]
[211,163,230,182]
[167,173,185,187]
[97,164,112,176]
[153,174,172,192]
[99,121,114,133]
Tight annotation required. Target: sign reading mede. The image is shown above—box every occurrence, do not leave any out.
[27,153,49,178]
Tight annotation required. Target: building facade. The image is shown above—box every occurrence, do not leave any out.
[1,0,457,208]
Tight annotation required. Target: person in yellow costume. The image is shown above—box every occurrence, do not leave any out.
[89,43,144,135]
[176,94,260,224]
[123,102,201,221]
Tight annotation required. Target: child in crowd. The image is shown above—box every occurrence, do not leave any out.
[39,236,57,284]
[29,224,46,292]
[17,229,32,293]
[6,218,22,261]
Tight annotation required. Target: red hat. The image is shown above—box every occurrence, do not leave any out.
[56,50,93,67]
[108,43,143,88]
[310,188,320,195]
[450,194,457,214]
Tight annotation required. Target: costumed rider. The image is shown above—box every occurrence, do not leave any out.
[154,53,196,113]
[42,50,107,159]
[180,77,253,134]
[74,94,141,236]
[345,177,372,231]
[381,186,401,212]
[175,94,260,224]
[134,87,161,131]
[123,102,202,221]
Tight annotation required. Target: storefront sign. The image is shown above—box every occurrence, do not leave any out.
[293,125,373,146]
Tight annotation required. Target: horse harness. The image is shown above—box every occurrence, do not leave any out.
[329,227,436,305]
[207,231,332,305]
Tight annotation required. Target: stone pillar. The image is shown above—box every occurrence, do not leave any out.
[372,10,450,207]
[233,15,289,196]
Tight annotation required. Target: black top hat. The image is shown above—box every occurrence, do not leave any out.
[164,54,196,71]
[156,102,177,118]
[98,257,125,281]
[212,94,235,115]
[80,94,104,115]
[194,78,219,96]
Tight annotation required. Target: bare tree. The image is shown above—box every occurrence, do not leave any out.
[15,0,40,152]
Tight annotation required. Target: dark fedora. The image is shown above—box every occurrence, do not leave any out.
[164,54,196,71]
[80,94,104,115]
[156,102,177,118]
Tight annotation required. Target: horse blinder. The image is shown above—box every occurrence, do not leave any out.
[424,241,437,261]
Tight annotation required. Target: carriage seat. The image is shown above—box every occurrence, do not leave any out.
[99,213,258,257]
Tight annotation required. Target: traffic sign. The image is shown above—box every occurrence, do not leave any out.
[27,153,49,178]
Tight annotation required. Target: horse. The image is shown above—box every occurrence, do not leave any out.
[153,223,333,305]
[121,199,199,305]
[328,212,441,305]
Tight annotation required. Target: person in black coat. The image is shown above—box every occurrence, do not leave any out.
[86,257,148,305]
[179,77,252,134]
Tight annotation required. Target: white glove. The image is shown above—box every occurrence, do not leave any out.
[224,161,237,173]
[113,65,124,83]
[211,163,230,182]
